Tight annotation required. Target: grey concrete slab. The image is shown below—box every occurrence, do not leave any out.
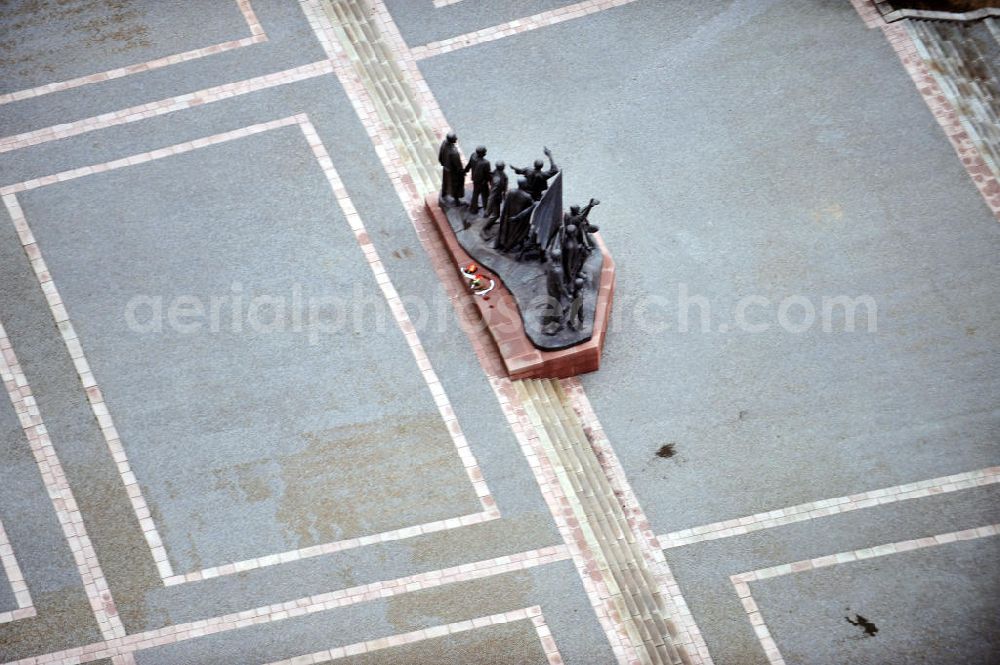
[419,0,1000,537]
[134,559,614,665]
[754,537,1000,665]
[383,0,583,47]
[0,69,559,537]
[15,125,483,574]
[663,482,1000,665]
[0,0,252,96]
[0,72,564,635]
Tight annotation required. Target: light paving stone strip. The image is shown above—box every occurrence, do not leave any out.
[297,2,640,662]
[296,1,708,662]
[1,116,498,587]
[0,320,125,640]
[409,0,642,61]
[0,0,266,105]
[0,61,335,155]
[0,517,35,625]
[730,524,1000,665]
[262,606,564,665]
[562,380,713,664]
[658,466,1000,548]
[0,545,569,665]
[516,380,690,665]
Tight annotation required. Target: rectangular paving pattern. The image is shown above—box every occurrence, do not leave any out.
[1,117,494,585]
[1,0,998,663]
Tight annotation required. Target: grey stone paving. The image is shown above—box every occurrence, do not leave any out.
[17,125,482,573]
[336,621,548,665]
[755,537,1000,664]
[0,1,607,662]
[0,61,568,652]
[421,0,1000,529]
[134,560,613,665]
[382,0,582,46]
[0,0,253,95]
[0,1,325,137]
[1,0,998,663]
[663,483,1000,664]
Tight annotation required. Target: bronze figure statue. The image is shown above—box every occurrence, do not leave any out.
[512,147,558,201]
[438,132,465,205]
[464,145,491,215]
[482,161,508,233]
[495,178,535,252]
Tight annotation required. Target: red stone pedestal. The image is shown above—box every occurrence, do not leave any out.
[425,195,615,379]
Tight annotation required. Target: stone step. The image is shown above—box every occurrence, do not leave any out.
[907,17,1000,180]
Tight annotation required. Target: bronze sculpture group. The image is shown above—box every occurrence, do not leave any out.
[438,133,601,338]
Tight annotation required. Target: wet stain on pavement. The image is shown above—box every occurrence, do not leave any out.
[0,0,150,80]
[276,413,470,548]
[846,613,879,637]
[391,247,414,259]
[212,460,273,504]
[655,443,677,459]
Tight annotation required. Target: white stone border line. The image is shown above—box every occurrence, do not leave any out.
[562,380,713,664]
[731,524,1000,665]
[0,320,125,640]
[0,517,35,625]
[658,466,1000,549]
[0,0,266,106]
[0,114,498,587]
[0,60,335,156]
[262,605,564,665]
[1,545,569,665]
[410,0,641,61]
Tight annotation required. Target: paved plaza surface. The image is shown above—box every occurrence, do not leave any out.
[1,1,998,664]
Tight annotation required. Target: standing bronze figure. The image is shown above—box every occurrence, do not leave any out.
[512,147,558,201]
[483,161,508,232]
[438,132,465,205]
[495,178,535,251]
[464,145,491,214]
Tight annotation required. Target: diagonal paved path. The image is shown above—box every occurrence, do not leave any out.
[299,0,705,662]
